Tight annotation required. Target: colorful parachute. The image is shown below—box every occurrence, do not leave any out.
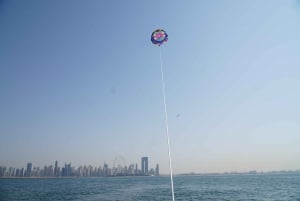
[151,29,168,46]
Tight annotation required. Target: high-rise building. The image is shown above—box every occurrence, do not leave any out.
[103,163,109,177]
[141,157,148,175]
[62,163,71,177]
[135,163,138,175]
[0,166,6,177]
[66,164,71,176]
[20,168,24,177]
[15,168,20,177]
[155,164,159,176]
[26,163,32,177]
[54,161,58,176]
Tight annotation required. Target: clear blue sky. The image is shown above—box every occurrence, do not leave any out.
[1,0,300,174]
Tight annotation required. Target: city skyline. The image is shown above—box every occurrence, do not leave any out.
[1,1,300,174]
[0,156,159,177]
[1,160,299,178]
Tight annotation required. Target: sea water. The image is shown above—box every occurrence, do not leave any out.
[1,173,300,201]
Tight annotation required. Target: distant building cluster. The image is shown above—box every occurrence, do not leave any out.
[0,157,160,178]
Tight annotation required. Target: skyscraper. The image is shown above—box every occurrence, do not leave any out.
[155,164,159,176]
[26,163,32,177]
[54,161,58,176]
[103,163,109,177]
[141,157,148,175]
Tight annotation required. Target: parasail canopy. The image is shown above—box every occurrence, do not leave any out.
[151,29,168,46]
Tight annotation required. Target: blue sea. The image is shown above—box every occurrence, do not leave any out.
[1,173,300,201]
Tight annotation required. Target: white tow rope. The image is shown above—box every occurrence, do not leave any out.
[159,47,175,201]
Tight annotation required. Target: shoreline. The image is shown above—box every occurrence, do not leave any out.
[1,171,300,179]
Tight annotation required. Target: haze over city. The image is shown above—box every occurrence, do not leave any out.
[1,0,300,174]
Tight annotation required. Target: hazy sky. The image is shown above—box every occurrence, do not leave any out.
[1,0,300,174]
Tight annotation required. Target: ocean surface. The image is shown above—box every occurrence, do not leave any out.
[1,173,300,201]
